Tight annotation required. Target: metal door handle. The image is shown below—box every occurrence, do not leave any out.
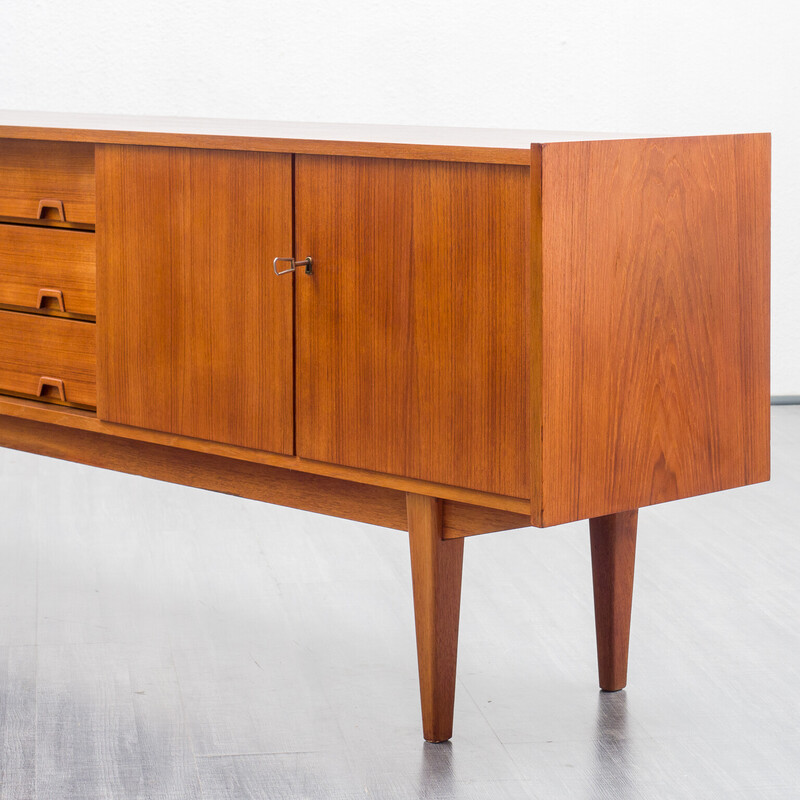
[273,256,313,276]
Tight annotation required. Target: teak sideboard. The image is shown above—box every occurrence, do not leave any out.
[0,112,770,742]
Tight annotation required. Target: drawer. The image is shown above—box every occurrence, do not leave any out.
[0,139,95,224]
[0,224,95,316]
[0,311,96,408]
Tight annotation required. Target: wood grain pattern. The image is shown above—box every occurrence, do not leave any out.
[0,415,526,538]
[295,156,530,496]
[537,134,771,525]
[590,510,638,691]
[97,145,294,453]
[0,139,95,223]
[0,396,530,514]
[407,493,464,742]
[0,311,96,408]
[0,224,95,316]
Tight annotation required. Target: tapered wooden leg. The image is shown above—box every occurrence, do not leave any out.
[407,493,464,742]
[590,509,638,692]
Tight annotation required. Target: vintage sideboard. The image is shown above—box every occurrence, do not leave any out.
[0,112,770,742]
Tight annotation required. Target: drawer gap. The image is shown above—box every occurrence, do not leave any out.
[0,216,95,233]
[0,303,95,323]
[0,389,95,412]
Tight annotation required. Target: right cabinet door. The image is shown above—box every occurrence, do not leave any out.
[295,156,530,497]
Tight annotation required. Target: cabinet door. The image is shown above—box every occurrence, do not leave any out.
[97,146,294,454]
[295,156,529,497]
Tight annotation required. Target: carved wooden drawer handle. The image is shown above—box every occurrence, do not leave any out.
[37,376,66,402]
[36,199,66,221]
[37,288,66,312]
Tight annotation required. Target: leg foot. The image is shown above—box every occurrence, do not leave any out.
[407,493,464,742]
[590,510,638,691]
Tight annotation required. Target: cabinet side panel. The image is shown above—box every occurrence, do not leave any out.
[530,144,544,525]
[96,145,294,453]
[295,156,530,498]
[540,135,770,525]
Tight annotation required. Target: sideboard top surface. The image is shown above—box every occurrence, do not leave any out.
[0,110,637,164]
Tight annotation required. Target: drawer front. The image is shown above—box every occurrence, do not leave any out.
[0,139,95,224]
[0,311,96,407]
[0,225,96,316]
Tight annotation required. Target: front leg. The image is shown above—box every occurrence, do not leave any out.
[590,510,638,691]
[407,493,464,742]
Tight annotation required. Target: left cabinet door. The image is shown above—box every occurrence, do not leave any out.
[96,146,294,454]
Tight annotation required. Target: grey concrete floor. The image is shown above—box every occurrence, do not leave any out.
[1,407,799,799]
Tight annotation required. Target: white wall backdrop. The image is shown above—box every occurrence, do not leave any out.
[2,0,798,393]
